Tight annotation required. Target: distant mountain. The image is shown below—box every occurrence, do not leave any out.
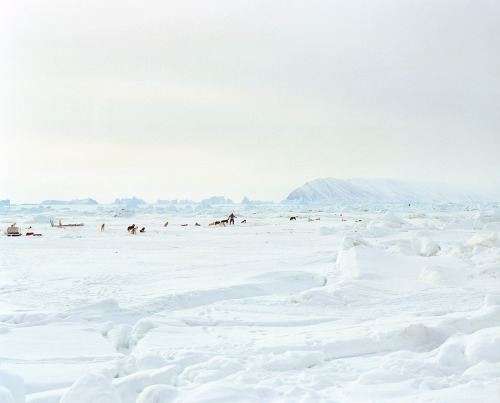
[286,178,488,203]
[41,198,98,205]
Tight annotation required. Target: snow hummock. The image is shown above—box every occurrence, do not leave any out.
[286,178,489,203]
[0,370,24,403]
[59,374,120,403]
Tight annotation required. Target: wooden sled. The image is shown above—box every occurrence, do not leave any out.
[51,219,84,227]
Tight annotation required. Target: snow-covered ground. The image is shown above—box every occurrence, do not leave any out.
[1,202,499,402]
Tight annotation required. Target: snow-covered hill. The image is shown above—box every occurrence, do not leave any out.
[286,178,488,203]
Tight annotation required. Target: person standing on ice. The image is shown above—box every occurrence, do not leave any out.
[228,213,237,225]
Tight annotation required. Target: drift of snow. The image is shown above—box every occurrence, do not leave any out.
[1,201,500,402]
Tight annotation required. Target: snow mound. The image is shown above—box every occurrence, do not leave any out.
[466,232,499,253]
[464,328,500,365]
[340,235,369,250]
[134,351,168,371]
[411,233,441,256]
[107,325,132,351]
[368,213,413,236]
[0,371,24,403]
[179,357,244,385]
[441,218,476,230]
[261,351,325,372]
[436,327,500,369]
[419,265,464,285]
[0,387,14,403]
[136,384,179,403]
[114,365,181,400]
[60,374,120,403]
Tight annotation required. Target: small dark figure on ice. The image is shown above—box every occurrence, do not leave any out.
[228,213,237,225]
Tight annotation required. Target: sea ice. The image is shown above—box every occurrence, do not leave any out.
[1,202,499,402]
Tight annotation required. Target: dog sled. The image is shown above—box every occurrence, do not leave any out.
[51,219,84,228]
[4,223,43,236]
[6,223,22,236]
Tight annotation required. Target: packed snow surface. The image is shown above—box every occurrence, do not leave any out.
[287,178,489,203]
[1,202,500,402]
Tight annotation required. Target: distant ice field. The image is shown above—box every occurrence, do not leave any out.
[1,202,499,402]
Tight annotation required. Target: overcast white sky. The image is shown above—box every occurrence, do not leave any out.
[1,0,499,203]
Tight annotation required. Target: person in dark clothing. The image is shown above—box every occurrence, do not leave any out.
[228,213,237,225]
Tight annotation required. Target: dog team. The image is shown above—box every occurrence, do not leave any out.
[97,214,324,234]
[117,213,240,233]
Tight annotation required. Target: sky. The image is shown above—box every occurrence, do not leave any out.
[1,0,499,204]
